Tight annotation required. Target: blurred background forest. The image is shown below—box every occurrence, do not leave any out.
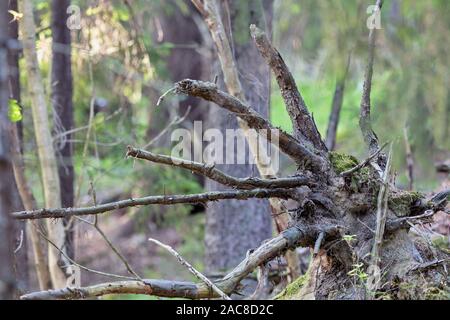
[3,0,449,299]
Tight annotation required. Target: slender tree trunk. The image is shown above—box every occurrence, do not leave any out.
[0,2,16,299]
[51,0,75,259]
[159,0,205,123]
[8,1,51,291]
[19,0,69,289]
[8,0,23,146]
[11,127,52,291]
[325,81,345,151]
[204,0,273,276]
[7,0,29,295]
[326,54,350,151]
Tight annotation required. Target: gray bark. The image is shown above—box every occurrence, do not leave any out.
[8,0,29,295]
[204,0,273,274]
[159,1,204,120]
[0,1,16,299]
[51,0,75,258]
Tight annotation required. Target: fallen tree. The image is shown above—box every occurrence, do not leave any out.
[13,1,449,300]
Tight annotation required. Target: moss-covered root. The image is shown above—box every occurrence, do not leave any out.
[275,273,309,300]
[329,152,359,174]
[275,251,331,300]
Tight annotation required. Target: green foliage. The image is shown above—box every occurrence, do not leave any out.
[271,0,450,189]
[348,263,368,282]
[8,99,22,123]
[342,234,357,244]
[133,161,203,229]
[431,236,450,254]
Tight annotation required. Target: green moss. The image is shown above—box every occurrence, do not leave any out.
[431,236,450,254]
[275,273,309,300]
[424,287,450,300]
[329,152,359,174]
[395,280,449,300]
[388,191,424,217]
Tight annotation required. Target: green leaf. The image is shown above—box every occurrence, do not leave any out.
[8,99,22,123]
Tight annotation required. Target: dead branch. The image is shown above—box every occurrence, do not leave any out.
[193,0,243,100]
[175,79,327,171]
[21,226,309,300]
[403,128,414,190]
[156,87,176,107]
[189,2,303,277]
[368,143,392,293]
[143,106,191,149]
[127,146,313,190]
[149,238,231,300]
[9,122,51,290]
[52,107,124,142]
[248,263,271,300]
[326,54,352,151]
[38,228,138,282]
[20,223,343,300]
[313,232,325,255]
[428,189,450,211]
[77,213,142,280]
[359,0,384,156]
[386,210,435,232]
[250,25,326,152]
[340,142,388,177]
[20,279,200,300]
[12,188,294,220]
[191,0,207,18]
[326,81,345,151]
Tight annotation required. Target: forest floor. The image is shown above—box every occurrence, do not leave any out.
[74,193,448,299]
[75,210,205,299]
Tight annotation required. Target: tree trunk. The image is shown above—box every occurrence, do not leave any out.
[19,0,69,289]
[51,0,75,259]
[159,0,205,123]
[204,0,273,275]
[0,2,16,299]
[7,0,29,295]
[8,1,51,288]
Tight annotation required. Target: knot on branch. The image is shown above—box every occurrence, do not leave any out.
[282,227,303,249]
[175,79,217,97]
[126,145,138,158]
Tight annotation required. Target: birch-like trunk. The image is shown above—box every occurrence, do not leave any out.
[19,0,69,289]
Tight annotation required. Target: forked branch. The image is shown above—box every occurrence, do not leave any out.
[21,226,308,300]
[359,0,384,156]
[149,238,231,300]
[175,79,327,171]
